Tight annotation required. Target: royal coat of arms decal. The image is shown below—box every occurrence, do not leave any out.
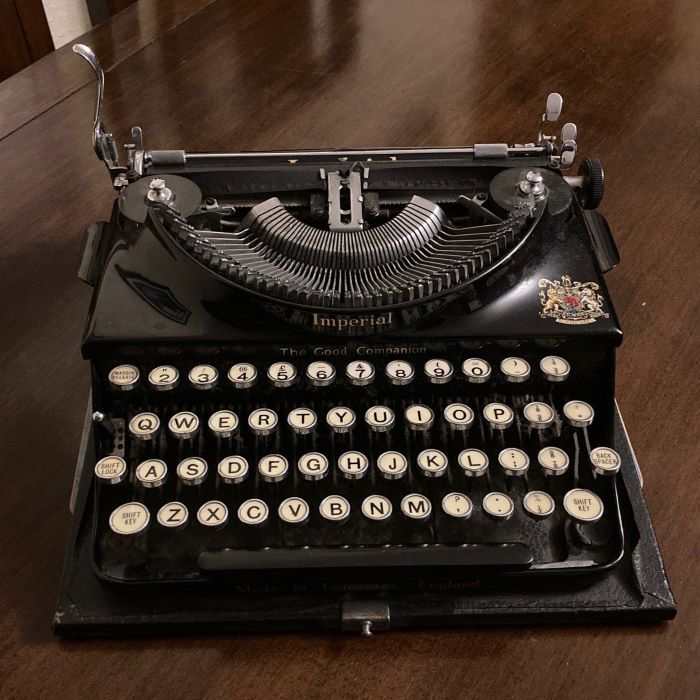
[538,275,609,324]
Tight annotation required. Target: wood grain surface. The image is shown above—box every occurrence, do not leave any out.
[0,1,698,698]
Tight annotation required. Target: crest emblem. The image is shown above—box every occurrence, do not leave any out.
[538,275,609,325]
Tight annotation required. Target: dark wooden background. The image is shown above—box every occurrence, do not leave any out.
[0,1,698,697]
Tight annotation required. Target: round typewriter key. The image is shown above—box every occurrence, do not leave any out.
[523,491,555,519]
[248,408,278,436]
[482,492,514,521]
[188,364,218,390]
[400,494,432,522]
[483,402,514,430]
[377,451,408,479]
[385,360,415,385]
[540,355,570,382]
[94,455,127,484]
[563,488,604,523]
[326,406,356,433]
[108,364,139,391]
[458,448,489,477]
[537,446,570,476]
[498,448,530,476]
[148,365,178,391]
[278,497,310,525]
[444,403,474,430]
[442,492,473,520]
[424,359,454,384]
[319,495,351,523]
[287,407,317,435]
[217,455,249,484]
[298,452,329,480]
[177,457,208,485]
[365,405,395,432]
[135,459,167,488]
[197,500,228,528]
[338,451,369,479]
[267,362,297,387]
[109,502,150,535]
[128,412,160,441]
[345,360,375,386]
[563,400,594,427]
[404,404,434,431]
[462,358,491,383]
[589,446,621,475]
[306,361,336,387]
[361,495,392,521]
[228,362,257,389]
[157,501,188,529]
[208,410,239,438]
[258,454,289,482]
[168,411,200,440]
[523,401,555,430]
[238,498,269,526]
[417,449,448,478]
[501,357,530,382]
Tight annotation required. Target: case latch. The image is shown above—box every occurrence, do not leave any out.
[340,601,390,636]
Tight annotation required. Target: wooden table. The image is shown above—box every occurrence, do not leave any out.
[0,1,697,697]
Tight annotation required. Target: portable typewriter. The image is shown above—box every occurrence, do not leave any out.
[54,45,675,635]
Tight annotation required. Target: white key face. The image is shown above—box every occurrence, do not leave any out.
[298,452,329,480]
[462,358,491,383]
[501,357,530,382]
[319,495,351,523]
[538,446,569,476]
[189,364,218,389]
[287,407,317,434]
[523,402,555,429]
[177,457,208,485]
[417,449,448,477]
[148,365,178,390]
[385,360,415,385]
[338,451,369,479]
[523,491,555,518]
[444,403,474,430]
[400,493,432,521]
[563,400,594,427]
[248,408,278,435]
[258,454,289,482]
[424,359,454,384]
[365,405,395,432]
[169,411,200,440]
[197,500,228,527]
[482,492,514,520]
[563,488,604,522]
[157,501,188,529]
[540,355,570,381]
[326,406,356,433]
[377,451,408,479]
[345,360,375,386]
[442,492,473,519]
[404,404,434,431]
[208,410,239,438]
[129,412,160,441]
[108,364,139,390]
[306,361,335,386]
[483,403,514,430]
[267,362,297,387]
[278,497,310,525]
[238,498,269,526]
[135,459,167,488]
[361,495,393,521]
[94,455,127,484]
[228,362,257,389]
[589,447,621,475]
[498,448,530,476]
[458,448,489,477]
[217,455,249,484]
[109,502,149,535]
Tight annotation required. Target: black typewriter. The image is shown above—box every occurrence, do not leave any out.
[54,45,676,636]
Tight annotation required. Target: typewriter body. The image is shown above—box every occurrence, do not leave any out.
[54,45,675,635]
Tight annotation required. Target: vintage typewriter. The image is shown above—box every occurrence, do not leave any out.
[54,45,675,635]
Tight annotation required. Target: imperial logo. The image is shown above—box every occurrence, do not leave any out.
[312,312,394,330]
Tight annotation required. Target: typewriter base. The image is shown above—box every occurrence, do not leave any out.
[53,405,675,636]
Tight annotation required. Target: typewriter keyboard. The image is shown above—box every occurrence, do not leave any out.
[91,350,623,584]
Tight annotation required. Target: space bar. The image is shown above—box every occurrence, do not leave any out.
[199,543,533,572]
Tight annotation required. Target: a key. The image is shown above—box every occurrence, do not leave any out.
[148,365,179,391]
[589,447,621,475]
[441,492,473,520]
[128,412,160,441]
[444,403,474,430]
[278,497,310,525]
[361,495,392,521]
[326,406,356,433]
[188,364,218,390]
[424,358,454,384]
[258,454,289,483]
[287,407,317,435]
[319,495,351,523]
[135,459,167,488]
[482,492,514,521]
[238,499,269,526]
[197,500,228,528]
[400,494,432,522]
[338,451,369,479]
[365,405,395,432]
[483,403,514,430]
[168,411,199,440]
[540,355,570,382]
[94,455,127,484]
[345,360,375,386]
[267,362,296,388]
[228,362,257,389]
[376,451,408,479]
[563,488,604,522]
[462,358,491,383]
[217,455,249,484]
[498,448,530,476]
[404,404,434,431]
[208,410,238,438]
[306,361,336,387]
[156,501,188,530]
[458,448,489,477]
[108,364,139,391]
[298,452,329,480]
[248,408,278,436]
[417,449,448,478]
[523,402,555,429]
[109,502,150,535]
[563,400,594,427]
[385,360,414,386]
[176,457,208,485]
[500,357,530,382]
[537,446,569,476]
[523,491,555,519]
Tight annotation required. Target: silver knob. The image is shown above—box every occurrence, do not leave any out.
[147,178,174,204]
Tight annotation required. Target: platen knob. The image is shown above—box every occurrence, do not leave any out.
[577,157,605,209]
